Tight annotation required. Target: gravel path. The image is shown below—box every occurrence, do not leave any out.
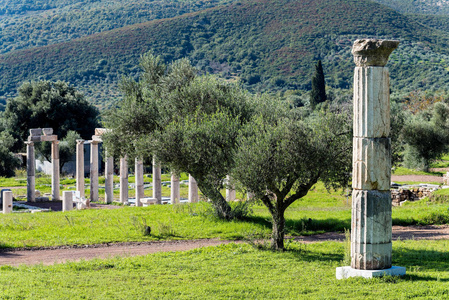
[391,174,443,183]
[1,225,448,266]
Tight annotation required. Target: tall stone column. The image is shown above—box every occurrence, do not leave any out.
[120,156,129,203]
[170,173,180,204]
[90,140,99,202]
[152,156,162,204]
[226,175,236,202]
[188,174,199,203]
[76,140,85,198]
[337,39,405,279]
[135,158,144,207]
[105,155,114,204]
[26,141,35,202]
[51,140,60,201]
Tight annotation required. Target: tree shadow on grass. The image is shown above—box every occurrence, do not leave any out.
[243,215,351,235]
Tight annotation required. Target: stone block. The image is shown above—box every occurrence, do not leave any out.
[351,190,392,270]
[352,137,391,191]
[353,67,390,138]
[29,128,42,137]
[40,135,58,142]
[95,128,108,136]
[42,128,53,135]
[336,266,405,279]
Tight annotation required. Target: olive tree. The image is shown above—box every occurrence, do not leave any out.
[232,100,352,250]
[102,53,253,219]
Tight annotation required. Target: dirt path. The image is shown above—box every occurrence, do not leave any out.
[391,174,443,183]
[1,225,448,267]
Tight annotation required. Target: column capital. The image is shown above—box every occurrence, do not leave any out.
[76,139,85,144]
[352,39,399,67]
[25,141,34,146]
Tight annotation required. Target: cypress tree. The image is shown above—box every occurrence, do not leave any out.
[310,60,327,109]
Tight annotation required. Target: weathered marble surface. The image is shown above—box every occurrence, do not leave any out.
[351,190,392,270]
[120,156,128,203]
[26,141,35,202]
[2,191,12,214]
[188,175,199,203]
[352,39,399,67]
[76,140,85,197]
[51,140,60,201]
[152,157,162,204]
[135,159,144,207]
[62,191,73,212]
[90,141,99,202]
[353,67,390,138]
[352,137,391,191]
[171,174,180,204]
[105,156,114,204]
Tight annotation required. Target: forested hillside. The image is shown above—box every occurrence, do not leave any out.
[1,0,449,110]
[0,0,233,54]
[372,0,449,15]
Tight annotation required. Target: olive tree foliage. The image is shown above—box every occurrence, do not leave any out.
[232,99,352,250]
[2,80,99,163]
[0,127,20,177]
[102,52,254,219]
[401,102,449,171]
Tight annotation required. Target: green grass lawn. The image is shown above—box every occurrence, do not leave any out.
[0,182,448,249]
[0,241,448,299]
[392,167,444,177]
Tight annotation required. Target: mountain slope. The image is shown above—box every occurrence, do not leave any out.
[1,0,449,109]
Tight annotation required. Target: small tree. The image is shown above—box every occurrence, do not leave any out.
[310,60,327,109]
[232,100,352,250]
[402,102,449,171]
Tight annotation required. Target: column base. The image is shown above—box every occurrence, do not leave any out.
[336,266,406,279]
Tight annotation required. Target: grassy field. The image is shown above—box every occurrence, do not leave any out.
[0,182,448,248]
[0,241,448,299]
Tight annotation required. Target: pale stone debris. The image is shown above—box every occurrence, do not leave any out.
[152,156,162,204]
[337,39,405,279]
[188,174,199,203]
[76,139,85,197]
[120,156,129,204]
[62,191,73,212]
[2,190,13,214]
[170,173,180,204]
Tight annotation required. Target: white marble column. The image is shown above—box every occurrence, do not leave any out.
[170,173,180,204]
[76,139,85,198]
[26,141,35,202]
[62,191,73,212]
[2,190,13,214]
[90,141,99,202]
[135,158,144,207]
[226,175,236,202]
[105,155,114,204]
[337,39,405,279]
[51,140,60,201]
[152,156,162,204]
[188,174,198,203]
[120,156,129,204]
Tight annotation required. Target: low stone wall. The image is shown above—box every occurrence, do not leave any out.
[391,184,440,206]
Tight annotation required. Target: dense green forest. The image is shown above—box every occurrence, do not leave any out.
[0,0,233,54]
[1,0,449,110]
[372,0,449,15]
